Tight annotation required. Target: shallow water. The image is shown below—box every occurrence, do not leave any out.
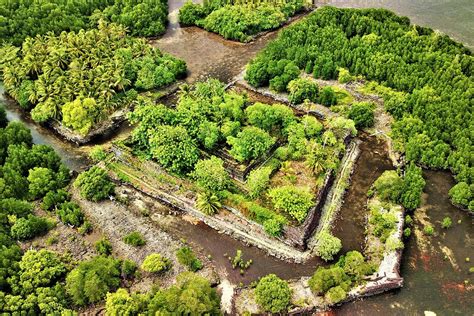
[336,170,474,315]
[0,85,89,171]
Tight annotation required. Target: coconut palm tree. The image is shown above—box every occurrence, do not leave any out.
[196,192,222,215]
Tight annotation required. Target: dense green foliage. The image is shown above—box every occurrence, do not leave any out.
[150,125,200,175]
[179,0,306,42]
[373,166,425,210]
[449,182,473,210]
[105,272,220,315]
[268,186,313,223]
[10,215,50,240]
[0,120,70,246]
[287,78,319,104]
[148,272,221,315]
[192,156,230,195]
[348,102,375,129]
[315,230,342,261]
[127,79,351,235]
[95,238,113,255]
[120,232,145,249]
[227,127,275,162]
[0,0,170,46]
[254,274,292,313]
[0,249,72,314]
[141,253,172,273]
[247,166,273,198]
[0,22,185,136]
[245,6,473,210]
[74,166,115,201]
[176,246,203,272]
[123,231,146,247]
[57,201,84,227]
[308,251,373,303]
[196,192,222,215]
[66,256,121,306]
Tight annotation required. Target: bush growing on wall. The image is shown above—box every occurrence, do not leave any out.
[74,166,115,202]
[255,274,292,313]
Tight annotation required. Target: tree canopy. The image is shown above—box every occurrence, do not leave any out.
[179,0,306,42]
[244,6,473,211]
[0,22,186,136]
[0,0,170,46]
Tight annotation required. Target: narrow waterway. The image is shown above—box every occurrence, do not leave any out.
[332,134,394,253]
[0,85,89,171]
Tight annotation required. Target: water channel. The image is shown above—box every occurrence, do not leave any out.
[0,1,472,314]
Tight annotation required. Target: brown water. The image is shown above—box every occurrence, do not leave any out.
[337,170,474,315]
[0,85,89,171]
[332,134,394,253]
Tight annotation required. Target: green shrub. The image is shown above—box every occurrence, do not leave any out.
[227,126,275,163]
[27,167,59,199]
[315,231,342,261]
[246,166,273,198]
[325,285,347,304]
[269,62,300,92]
[11,215,50,240]
[301,115,323,138]
[105,288,148,315]
[337,68,355,84]
[369,208,398,242]
[399,164,425,210]
[244,102,295,133]
[255,274,292,313]
[66,256,121,306]
[121,259,138,279]
[179,1,206,26]
[78,221,93,235]
[89,146,107,162]
[56,201,84,227]
[123,231,146,247]
[96,238,113,256]
[373,170,403,203]
[74,166,115,202]
[41,189,70,211]
[448,182,472,210]
[176,246,203,272]
[441,217,452,229]
[423,225,435,236]
[341,251,373,281]
[263,217,286,237]
[141,254,172,273]
[318,86,337,106]
[196,192,222,215]
[10,249,67,295]
[268,186,313,223]
[348,102,375,129]
[385,235,404,251]
[403,227,412,237]
[193,157,230,195]
[148,272,221,314]
[308,266,347,295]
[287,78,319,104]
[149,125,200,175]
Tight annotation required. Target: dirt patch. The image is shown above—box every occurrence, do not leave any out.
[70,185,219,289]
